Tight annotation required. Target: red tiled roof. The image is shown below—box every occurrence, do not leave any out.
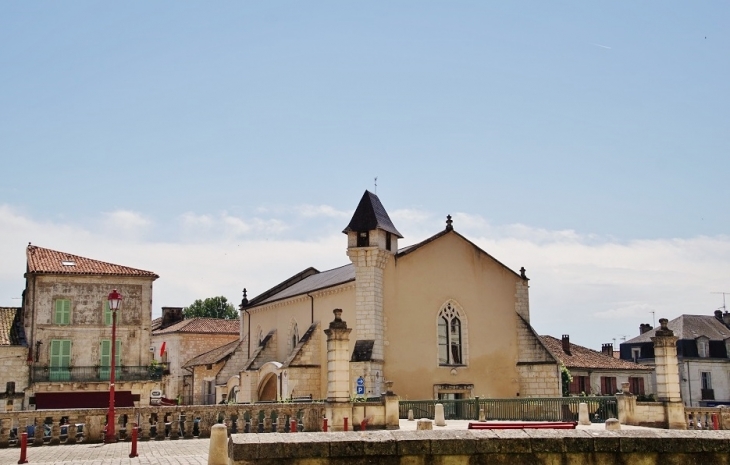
[540,336,650,371]
[0,307,22,346]
[152,318,240,335]
[26,244,158,278]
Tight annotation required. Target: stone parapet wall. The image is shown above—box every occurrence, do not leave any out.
[229,429,730,465]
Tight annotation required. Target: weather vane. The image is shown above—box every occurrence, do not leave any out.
[374,176,378,193]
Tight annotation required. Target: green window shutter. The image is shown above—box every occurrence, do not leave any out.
[54,299,70,325]
[50,339,71,367]
[100,340,122,367]
[104,301,120,326]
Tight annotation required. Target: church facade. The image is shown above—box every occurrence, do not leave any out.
[196,191,561,403]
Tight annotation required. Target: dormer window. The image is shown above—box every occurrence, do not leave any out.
[631,347,641,362]
[357,231,369,247]
[725,339,730,359]
[697,337,710,358]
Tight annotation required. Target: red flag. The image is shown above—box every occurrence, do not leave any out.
[160,341,166,357]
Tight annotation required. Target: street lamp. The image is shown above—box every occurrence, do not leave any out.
[105,289,122,444]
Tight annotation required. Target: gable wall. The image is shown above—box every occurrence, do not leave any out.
[384,232,523,399]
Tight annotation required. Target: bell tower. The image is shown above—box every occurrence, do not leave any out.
[343,191,402,393]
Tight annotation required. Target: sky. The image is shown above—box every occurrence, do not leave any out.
[1,2,729,350]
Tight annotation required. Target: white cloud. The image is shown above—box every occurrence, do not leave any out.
[1,203,728,351]
[100,210,151,238]
[297,205,349,219]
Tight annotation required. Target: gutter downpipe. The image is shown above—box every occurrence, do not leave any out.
[307,293,314,324]
[685,361,692,407]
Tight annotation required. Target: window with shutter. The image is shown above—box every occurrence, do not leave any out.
[99,339,122,381]
[54,299,71,325]
[50,339,71,381]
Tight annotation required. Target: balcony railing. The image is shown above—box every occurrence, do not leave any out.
[32,365,164,383]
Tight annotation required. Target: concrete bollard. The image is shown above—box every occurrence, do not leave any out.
[434,404,446,427]
[208,423,228,465]
[478,408,486,422]
[578,403,591,426]
[605,418,621,431]
[408,409,414,421]
[417,419,433,430]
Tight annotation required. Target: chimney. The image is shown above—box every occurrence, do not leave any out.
[161,307,184,329]
[723,312,730,328]
[561,335,571,355]
[639,323,653,335]
[601,343,614,357]
[715,310,724,322]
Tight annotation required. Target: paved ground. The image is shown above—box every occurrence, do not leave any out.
[0,420,657,464]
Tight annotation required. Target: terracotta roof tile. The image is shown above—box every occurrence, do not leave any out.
[0,307,23,346]
[183,339,243,368]
[26,244,158,278]
[540,335,650,371]
[152,318,239,335]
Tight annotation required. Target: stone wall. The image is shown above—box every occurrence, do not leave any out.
[516,316,560,397]
[0,346,29,408]
[228,429,730,465]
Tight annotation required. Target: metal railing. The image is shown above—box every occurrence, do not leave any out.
[32,366,164,383]
[399,397,618,423]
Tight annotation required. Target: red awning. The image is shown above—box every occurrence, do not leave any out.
[34,391,135,410]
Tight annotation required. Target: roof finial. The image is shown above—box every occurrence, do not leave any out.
[240,288,249,308]
[445,215,453,231]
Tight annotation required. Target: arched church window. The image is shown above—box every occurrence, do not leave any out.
[437,301,466,366]
[291,322,299,351]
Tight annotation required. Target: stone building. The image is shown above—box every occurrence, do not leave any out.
[620,311,730,407]
[203,191,561,403]
[540,335,654,396]
[21,244,161,409]
[150,308,239,403]
[0,307,28,411]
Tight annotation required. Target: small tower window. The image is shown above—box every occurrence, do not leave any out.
[357,231,369,247]
[386,232,391,251]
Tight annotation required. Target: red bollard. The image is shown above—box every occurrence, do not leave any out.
[18,432,28,464]
[129,423,138,458]
[360,419,368,431]
[290,419,297,433]
[712,413,719,430]
[322,418,328,432]
[343,417,348,432]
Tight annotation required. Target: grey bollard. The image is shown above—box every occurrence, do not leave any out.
[434,403,446,427]
[478,408,486,422]
[417,419,433,430]
[578,403,591,426]
[605,418,621,430]
[208,423,228,465]
[408,409,414,421]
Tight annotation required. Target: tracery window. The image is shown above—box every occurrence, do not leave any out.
[290,321,299,351]
[437,301,466,366]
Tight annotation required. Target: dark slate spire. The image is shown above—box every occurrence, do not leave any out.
[343,190,403,238]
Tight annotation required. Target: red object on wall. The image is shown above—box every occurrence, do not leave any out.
[160,341,166,357]
[35,391,134,409]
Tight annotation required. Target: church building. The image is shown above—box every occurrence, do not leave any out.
[189,191,561,403]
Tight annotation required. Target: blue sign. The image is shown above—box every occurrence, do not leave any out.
[356,386,365,395]
[356,377,365,386]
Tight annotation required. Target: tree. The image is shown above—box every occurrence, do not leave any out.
[183,296,238,320]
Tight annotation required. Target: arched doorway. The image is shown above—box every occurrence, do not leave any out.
[258,373,277,401]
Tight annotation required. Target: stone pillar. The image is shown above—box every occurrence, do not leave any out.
[324,309,353,431]
[651,319,682,403]
[652,318,686,430]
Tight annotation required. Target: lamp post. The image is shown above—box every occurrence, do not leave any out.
[105,289,122,444]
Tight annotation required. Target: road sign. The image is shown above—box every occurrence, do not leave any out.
[356,377,364,386]
[356,386,365,395]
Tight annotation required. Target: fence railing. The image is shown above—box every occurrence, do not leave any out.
[0,402,327,448]
[685,407,721,430]
[31,366,163,383]
[399,397,618,423]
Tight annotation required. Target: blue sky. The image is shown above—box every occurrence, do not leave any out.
[1,2,728,349]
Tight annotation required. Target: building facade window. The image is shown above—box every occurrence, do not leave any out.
[54,299,71,325]
[437,301,467,366]
[385,232,392,251]
[600,376,617,395]
[569,375,590,395]
[628,376,645,395]
[631,347,641,362]
[103,301,120,326]
[49,339,71,381]
[357,231,369,247]
[290,321,299,351]
[701,371,714,400]
[100,339,122,380]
